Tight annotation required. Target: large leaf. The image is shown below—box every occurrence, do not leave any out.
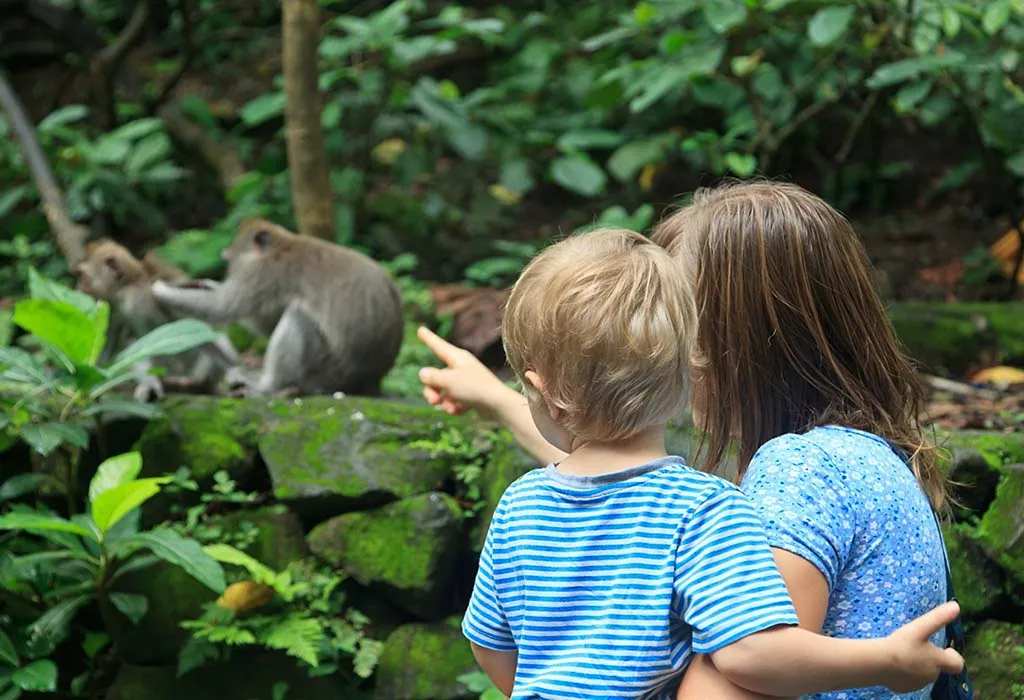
[13,299,106,367]
[548,155,607,197]
[0,629,18,666]
[122,530,226,593]
[25,596,90,657]
[37,105,89,131]
[982,0,1010,34]
[607,140,665,182]
[80,399,164,421]
[703,0,748,34]
[125,132,171,178]
[108,592,149,625]
[107,320,218,375]
[865,54,965,89]
[27,268,98,316]
[240,93,286,126]
[19,423,89,457]
[0,473,59,502]
[0,347,48,385]
[0,511,98,541]
[11,661,57,692]
[88,452,143,504]
[807,6,855,46]
[90,477,171,534]
[204,543,276,583]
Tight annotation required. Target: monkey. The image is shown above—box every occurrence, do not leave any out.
[150,218,405,398]
[71,239,240,401]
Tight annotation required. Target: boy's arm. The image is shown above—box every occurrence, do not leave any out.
[709,602,964,697]
[470,643,517,697]
[677,654,782,700]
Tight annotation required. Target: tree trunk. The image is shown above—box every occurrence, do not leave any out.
[0,70,88,266]
[282,0,336,240]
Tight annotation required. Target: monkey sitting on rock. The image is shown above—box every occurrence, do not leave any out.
[151,219,405,398]
[72,239,240,401]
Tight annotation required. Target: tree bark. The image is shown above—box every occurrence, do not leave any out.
[282,0,336,240]
[0,70,88,266]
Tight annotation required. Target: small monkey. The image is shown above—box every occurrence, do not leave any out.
[151,219,404,397]
[72,239,239,401]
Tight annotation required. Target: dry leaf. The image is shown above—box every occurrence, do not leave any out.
[990,228,1024,284]
[970,365,1024,386]
[216,580,275,613]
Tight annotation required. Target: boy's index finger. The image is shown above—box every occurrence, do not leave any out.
[417,326,462,366]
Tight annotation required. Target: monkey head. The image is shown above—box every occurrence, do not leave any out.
[71,240,147,301]
[222,219,291,271]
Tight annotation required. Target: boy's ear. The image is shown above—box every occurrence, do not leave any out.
[524,370,563,420]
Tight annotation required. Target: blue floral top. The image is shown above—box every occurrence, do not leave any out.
[741,425,947,699]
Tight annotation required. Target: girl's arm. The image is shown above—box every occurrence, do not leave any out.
[417,326,567,464]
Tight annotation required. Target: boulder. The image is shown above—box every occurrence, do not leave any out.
[308,492,464,619]
[473,439,538,551]
[943,524,1004,618]
[374,619,478,700]
[208,505,308,571]
[977,463,1024,583]
[963,621,1024,700]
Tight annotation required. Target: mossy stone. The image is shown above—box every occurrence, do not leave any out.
[963,621,1024,700]
[308,492,463,619]
[374,618,478,700]
[942,523,1004,618]
[977,464,1024,583]
[208,505,308,570]
[473,438,538,551]
[101,559,217,665]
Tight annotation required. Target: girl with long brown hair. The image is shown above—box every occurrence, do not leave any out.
[417,181,952,700]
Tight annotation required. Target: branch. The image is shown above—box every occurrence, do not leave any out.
[0,70,88,266]
[157,103,247,191]
[90,0,149,129]
[836,91,878,164]
[148,0,194,112]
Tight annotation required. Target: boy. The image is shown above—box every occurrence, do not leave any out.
[461,228,963,699]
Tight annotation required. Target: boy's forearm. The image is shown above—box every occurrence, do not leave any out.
[469,643,517,697]
[710,626,892,697]
[490,388,567,465]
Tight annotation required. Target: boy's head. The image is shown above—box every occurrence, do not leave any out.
[502,228,695,448]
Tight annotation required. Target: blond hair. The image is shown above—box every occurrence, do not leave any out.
[502,228,696,442]
[651,180,947,511]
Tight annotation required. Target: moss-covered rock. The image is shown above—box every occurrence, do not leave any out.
[963,621,1024,700]
[105,651,356,700]
[887,301,1024,377]
[473,439,538,551]
[101,560,217,665]
[977,464,1024,583]
[308,492,464,619]
[943,524,1005,618]
[374,618,478,700]
[207,505,309,571]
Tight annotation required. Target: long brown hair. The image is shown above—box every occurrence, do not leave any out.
[651,180,947,511]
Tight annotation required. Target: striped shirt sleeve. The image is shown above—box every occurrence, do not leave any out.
[462,497,516,652]
[675,487,799,654]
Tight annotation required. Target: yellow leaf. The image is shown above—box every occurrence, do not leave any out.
[216,580,275,613]
[639,163,661,192]
[488,184,522,205]
[989,228,1024,283]
[371,138,407,166]
[971,365,1024,386]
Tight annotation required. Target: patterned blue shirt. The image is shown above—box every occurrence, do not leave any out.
[462,456,799,700]
[741,425,947,700]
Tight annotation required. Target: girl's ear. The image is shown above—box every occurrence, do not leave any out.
[524,370,563,420]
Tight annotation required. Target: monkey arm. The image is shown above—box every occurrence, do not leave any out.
[151,279,239,326]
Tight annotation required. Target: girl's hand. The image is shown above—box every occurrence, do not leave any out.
[880,601,964,693]
[417,326,511,417]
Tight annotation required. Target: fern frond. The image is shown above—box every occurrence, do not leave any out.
[258,615,324,668]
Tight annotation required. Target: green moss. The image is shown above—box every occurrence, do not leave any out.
[374,619,477,700]
[942,523,1004,617]
[473,437,538,551]
[938,430,1024,472]
[963,622,1024,700]
[977,464,1024,582]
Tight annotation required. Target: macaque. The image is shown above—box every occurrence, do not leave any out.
[151,219,405,397]
[71,239,239,401]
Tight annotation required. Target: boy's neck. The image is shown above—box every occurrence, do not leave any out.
[555,425,669,476]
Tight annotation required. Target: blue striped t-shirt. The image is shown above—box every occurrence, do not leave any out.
[462,456,800,699]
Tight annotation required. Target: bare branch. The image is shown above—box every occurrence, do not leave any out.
[0,70,88,266]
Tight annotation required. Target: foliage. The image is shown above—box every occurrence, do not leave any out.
[409,427,493,518]
[165,468,263,550]
[0,451,225,697]
[0,271,218,511]
[459,669,507,700]
[178,548,381,681]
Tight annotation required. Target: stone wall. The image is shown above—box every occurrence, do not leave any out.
[104,395,1024,700]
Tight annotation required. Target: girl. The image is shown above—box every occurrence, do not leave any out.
[417,181,950,700]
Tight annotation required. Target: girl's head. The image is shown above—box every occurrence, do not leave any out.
[651,180,945,510]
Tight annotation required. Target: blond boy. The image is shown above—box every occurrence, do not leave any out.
[461,228,962,699]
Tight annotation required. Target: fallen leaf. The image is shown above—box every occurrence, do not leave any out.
[990,228,1024,283]
[916,259,963,287]
[971,365,1024,386]
[216,580,275,614]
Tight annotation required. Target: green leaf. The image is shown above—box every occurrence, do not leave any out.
[109,592,149,625]
[0,348,47,385]
[548,155,607,197]
[90,477,170,534]
[607,140,665,182]
[499,160,535,194]
[37,105,89,131]
[0,474,56,502]
[82,631,110,659]
[204,543,276,583]
[89,136,131,166]
[0,685,21,700]
[807,6,855,46]
[0,187,27,219]
[107,319,218,375]
[556,130,625,152]
[1007,151,1024,177]
[13,299,106,366]
[259,616,323,667]
[0,511,97,541]
[629,66,687,113]
[983,0,1011,34]
[893,80,933,113]
[0,629,18,666]
[11,661,56,692]
[724,152,758,177]
[703,0,747,34]
[88,451,143,503]
[941,7,962,38]
[865,54,966,89]
[240,93,287,127]
[25,596,90,657]
[125,132,171,178]
[19,423,89,456]
[27,268,98,315]
[445,124,489,162]
[80,399,163,421]
[123,530,226,593]
[108,118,163,142]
